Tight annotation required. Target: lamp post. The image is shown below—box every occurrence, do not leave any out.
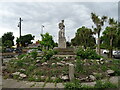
[41,25,44,35]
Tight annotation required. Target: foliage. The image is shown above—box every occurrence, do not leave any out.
[66,41,71,47]
[3,40,12,48]
[94,73,103,80]
[16,60,24,67]
[109,60,120,76]
[101,18,118,58]
[76,47,102,59]
[75,59,84,73]
[30,50,38,59]
[42,49,57,61]
[91,13,107,55]
[101,65,108,72]
[40,33,56,50]
[95,80,117,88]
[71,26,95,48]
[2,32,14,47]
[64,80,117,89]
[18,54,26,59]
[64,79,81,89]
[16,34,34,47]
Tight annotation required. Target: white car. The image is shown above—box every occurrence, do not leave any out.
[113,51,120,59]
[103,50,109,54]
[27,49,42,53]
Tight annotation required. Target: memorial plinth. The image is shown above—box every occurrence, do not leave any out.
[54,20,75,55]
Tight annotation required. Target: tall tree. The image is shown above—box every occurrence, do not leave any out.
[40,33,56,50]
[71,26,95,49]
[116,22,120,49]
[91,13,107,55]
[2,32,14,47]
[101,18,118,58]
[16,34,34,47]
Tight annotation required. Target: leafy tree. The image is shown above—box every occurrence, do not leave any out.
[3,40,12,48]
[2,32,14,46]
[91,13,107,55]
[16,34,34,47]
[116,22,120,49]
[40,33,56,50]
[71,26,95,49]
[66,41,71,47]
[101,18,118,58]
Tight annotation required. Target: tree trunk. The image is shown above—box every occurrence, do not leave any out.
[109,37,113,58]
[97,38,101,55]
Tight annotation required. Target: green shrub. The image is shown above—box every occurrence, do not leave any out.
[42,49,57,61]
[64,79,81,89]
[30,50,38,59]
[28,76,36,81]
[101,65,108,72]
[18,54,26,59]
[109,60,120,76]
[75,59,84,73]
[81,85,94,89]
[64,80,117,89]
[53,78,63,83]
[94,73,103,80]
[16,60,24,67]
[28,65,36,71]
[76,47,102,59]
[95,80,117,88]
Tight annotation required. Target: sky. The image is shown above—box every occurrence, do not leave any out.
[0,1,119,44]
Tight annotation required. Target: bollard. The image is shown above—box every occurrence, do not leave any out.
[69,64,74,81]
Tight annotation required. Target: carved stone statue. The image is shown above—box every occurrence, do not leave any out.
[58,20,65,38]
[58,20,66,48]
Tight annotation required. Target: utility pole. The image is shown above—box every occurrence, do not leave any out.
[17,17,23,53]
[18,17,23,38]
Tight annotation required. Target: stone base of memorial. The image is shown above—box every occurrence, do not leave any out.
[58,37,66,48]
[53,47,75,55]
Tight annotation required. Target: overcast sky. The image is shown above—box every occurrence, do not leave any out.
[0,1,118,43]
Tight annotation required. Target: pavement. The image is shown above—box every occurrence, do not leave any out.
[2,79,64,89]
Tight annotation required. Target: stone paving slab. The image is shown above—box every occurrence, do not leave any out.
[43,83,56,88]
[56,83,64,88]
[2,79,64,88]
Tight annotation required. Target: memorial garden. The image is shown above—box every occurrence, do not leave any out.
[1,13,120,88]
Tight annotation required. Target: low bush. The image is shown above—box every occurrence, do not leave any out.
[16,60,24,67]
[94,73,103,80]
[95,80,117,88]
[75,59,84,73]
[30,50,38,59]
[64,79,81,89]
[64,80,117,89]
[18,54,26,59]
[76,47,102,59]
[42,49,57,61]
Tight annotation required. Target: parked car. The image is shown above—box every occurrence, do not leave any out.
[113,51,120,59]
[103,50,109,54]
[5,48,14,52]
[27,49,42,53]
